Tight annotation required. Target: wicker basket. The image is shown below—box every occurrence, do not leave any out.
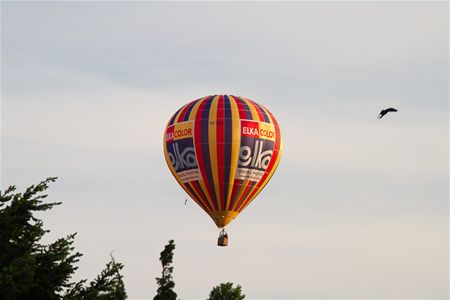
[217,235,228,247]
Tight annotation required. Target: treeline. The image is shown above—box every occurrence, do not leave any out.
[0,178,244,300]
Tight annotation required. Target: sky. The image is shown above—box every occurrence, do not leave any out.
[1,1,449,299]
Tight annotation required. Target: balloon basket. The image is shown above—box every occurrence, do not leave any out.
[217,229,228,247]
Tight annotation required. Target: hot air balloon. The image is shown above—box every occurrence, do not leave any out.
[163,95,282,246]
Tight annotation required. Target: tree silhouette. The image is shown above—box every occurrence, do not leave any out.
[64,254,127,300]
[0,177,127,300]
[154,240,177,300]
[207,282,245,300]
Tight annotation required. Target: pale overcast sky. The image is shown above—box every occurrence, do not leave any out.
[1,2,448,299]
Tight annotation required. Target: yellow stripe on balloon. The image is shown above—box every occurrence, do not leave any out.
[173,103,189,123]
[229,180,250,212]
[259,104,274,124]
[208,95,221,210]
[228,96,247,212]
[188,96,207,121]
[198,179,216,212]
[234,97,260,211]
[185,182,209,214]
[225,96,241,212]
[189,97,216,212]
[227,96,249,212]
[241,97,260,121]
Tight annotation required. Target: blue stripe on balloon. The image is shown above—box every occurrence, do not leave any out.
[223,95,232,208]
[253,101,270,123]
[184,183,208,211]
[201,96,219,210]
[183,100,196,122]
[168,106,184,126]
[236,97,252,120]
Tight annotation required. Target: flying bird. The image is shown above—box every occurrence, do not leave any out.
[185,199,188,205]
[378,108,398,119]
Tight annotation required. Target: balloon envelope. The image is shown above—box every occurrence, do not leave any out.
[163,95,282,228]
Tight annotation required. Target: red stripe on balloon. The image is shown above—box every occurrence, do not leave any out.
[234,96,248,119]
[193,97,217,210]
[228,179,241,211]
[233,181,251,211]
[251,100,270,123]
[190,180,213,212]
[168,106,184,126]
[236,182,260,213]
[248,100,265,122]
[184,182,208,212]
[177,100,195,122]
[234,181,256,212]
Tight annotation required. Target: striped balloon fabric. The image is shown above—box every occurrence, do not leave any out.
[163,95,282,228]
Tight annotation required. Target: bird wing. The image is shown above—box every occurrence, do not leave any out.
[387,108,398,112]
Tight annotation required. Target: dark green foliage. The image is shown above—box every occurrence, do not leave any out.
[0,177,81,300]
[154,240,177,300]
[207,282,245,300]
[0,178,127,300]
[64,254,127,300]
